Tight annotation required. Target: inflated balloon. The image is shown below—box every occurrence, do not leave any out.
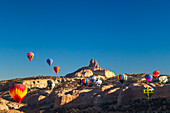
[95,79,102,86]
[118,74,127,84]
[82,78,89,85]
[9,84,27,104]
[159,76,168,84]
[143,86,154,99]
[145,75,153,82]
[27,52,34,61]
[90,76,97,83]
[153,71,160,78]
[47,58,53,66]
[77,79,82,85]
[47,80,55,90]
[53,66,60,74]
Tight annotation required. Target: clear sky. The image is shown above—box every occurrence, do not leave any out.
[0,0,170,80]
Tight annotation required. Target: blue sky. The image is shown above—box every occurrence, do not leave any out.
[0,0,170,80]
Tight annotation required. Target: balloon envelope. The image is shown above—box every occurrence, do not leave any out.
[82,78,89,85]
[53,66,60,74]
[9,84,27,104]
[95,79,102,86]
[159,76,168,84]
[118,74,127,84]
[47,58,53,66]
[153,71,160,78]
[77,79,82,85]
[145,75,153,82]
[27,52,34,61]
[47,80,55,90]
[143,86,154,99]
[90,76,97,83]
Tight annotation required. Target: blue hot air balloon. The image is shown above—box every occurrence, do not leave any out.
[47,58,53,66]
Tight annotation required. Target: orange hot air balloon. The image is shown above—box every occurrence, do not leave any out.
[27,52,34,61]
[9,84,27,104]
[53,66,60,74]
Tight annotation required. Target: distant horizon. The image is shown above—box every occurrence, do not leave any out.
[1,0,170,80]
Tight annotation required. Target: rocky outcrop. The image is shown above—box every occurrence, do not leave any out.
[66,59,115,78]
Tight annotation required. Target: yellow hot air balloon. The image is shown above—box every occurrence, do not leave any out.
[9,84,27,104]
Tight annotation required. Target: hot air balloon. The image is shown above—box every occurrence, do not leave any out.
[82,78,89,85]
[118,74,127,84]
[47,80,55,90]
[145,75,153,82]
[77,79,82,85]
[27,52,34,61]
[95,79,102,86]
[53,66,60,74]
[153,71,160,78]
[159,76,168,84]
[47,58,53,66]
[143,86,154,99]
[90,76,97,83]
[9,84,27,104]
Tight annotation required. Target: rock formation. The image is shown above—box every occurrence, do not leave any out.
[66,59,115,78]
[0,73,170,112]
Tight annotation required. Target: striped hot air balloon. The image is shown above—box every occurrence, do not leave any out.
[9,84,27,104]
[82,78,89,85]
[118,74,127,84]
[143,86,154,99]
[53,66,60,74]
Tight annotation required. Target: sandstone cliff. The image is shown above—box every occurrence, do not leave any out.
[0,73,170,113]
[65,59,115,79]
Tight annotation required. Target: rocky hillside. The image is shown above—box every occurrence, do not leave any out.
[65,59,115,78]
[0,73,170,113]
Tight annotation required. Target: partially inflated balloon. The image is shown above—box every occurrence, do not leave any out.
[159,76,168,84]
[27,52,34,61]
[9,84,27,104]
[143,86,154,99]
[82,78,89,85]
[145,75,153,82]
[53,66,60,74]
[90,76,97,83]
[47,58,53,66]
[153,71,160,78]
[95,79,102,86]
[118,74,127,84]
[77,79,82,85]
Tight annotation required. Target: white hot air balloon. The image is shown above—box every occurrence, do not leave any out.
[159,76,168,84]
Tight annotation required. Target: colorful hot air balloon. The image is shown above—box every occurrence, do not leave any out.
[27,52,34,61]
[145,75,153,82]
[53,66,60,74]
[143,86,154,99]
[153,71,160,78]
[9,84,27,104]
[159,76,168,84]
[95,79,102,87]
[77,79,82,85]
[47,58,53,66]
[90,76,97,83]
[82,78,89,85]
[118,74,127,84]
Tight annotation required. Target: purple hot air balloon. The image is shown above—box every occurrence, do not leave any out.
[145,75,153,82]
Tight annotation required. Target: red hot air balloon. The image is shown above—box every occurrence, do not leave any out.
[9,84,27,104]
[53,66,60,74]
[153,70,160,78]
[27,52,34,61]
